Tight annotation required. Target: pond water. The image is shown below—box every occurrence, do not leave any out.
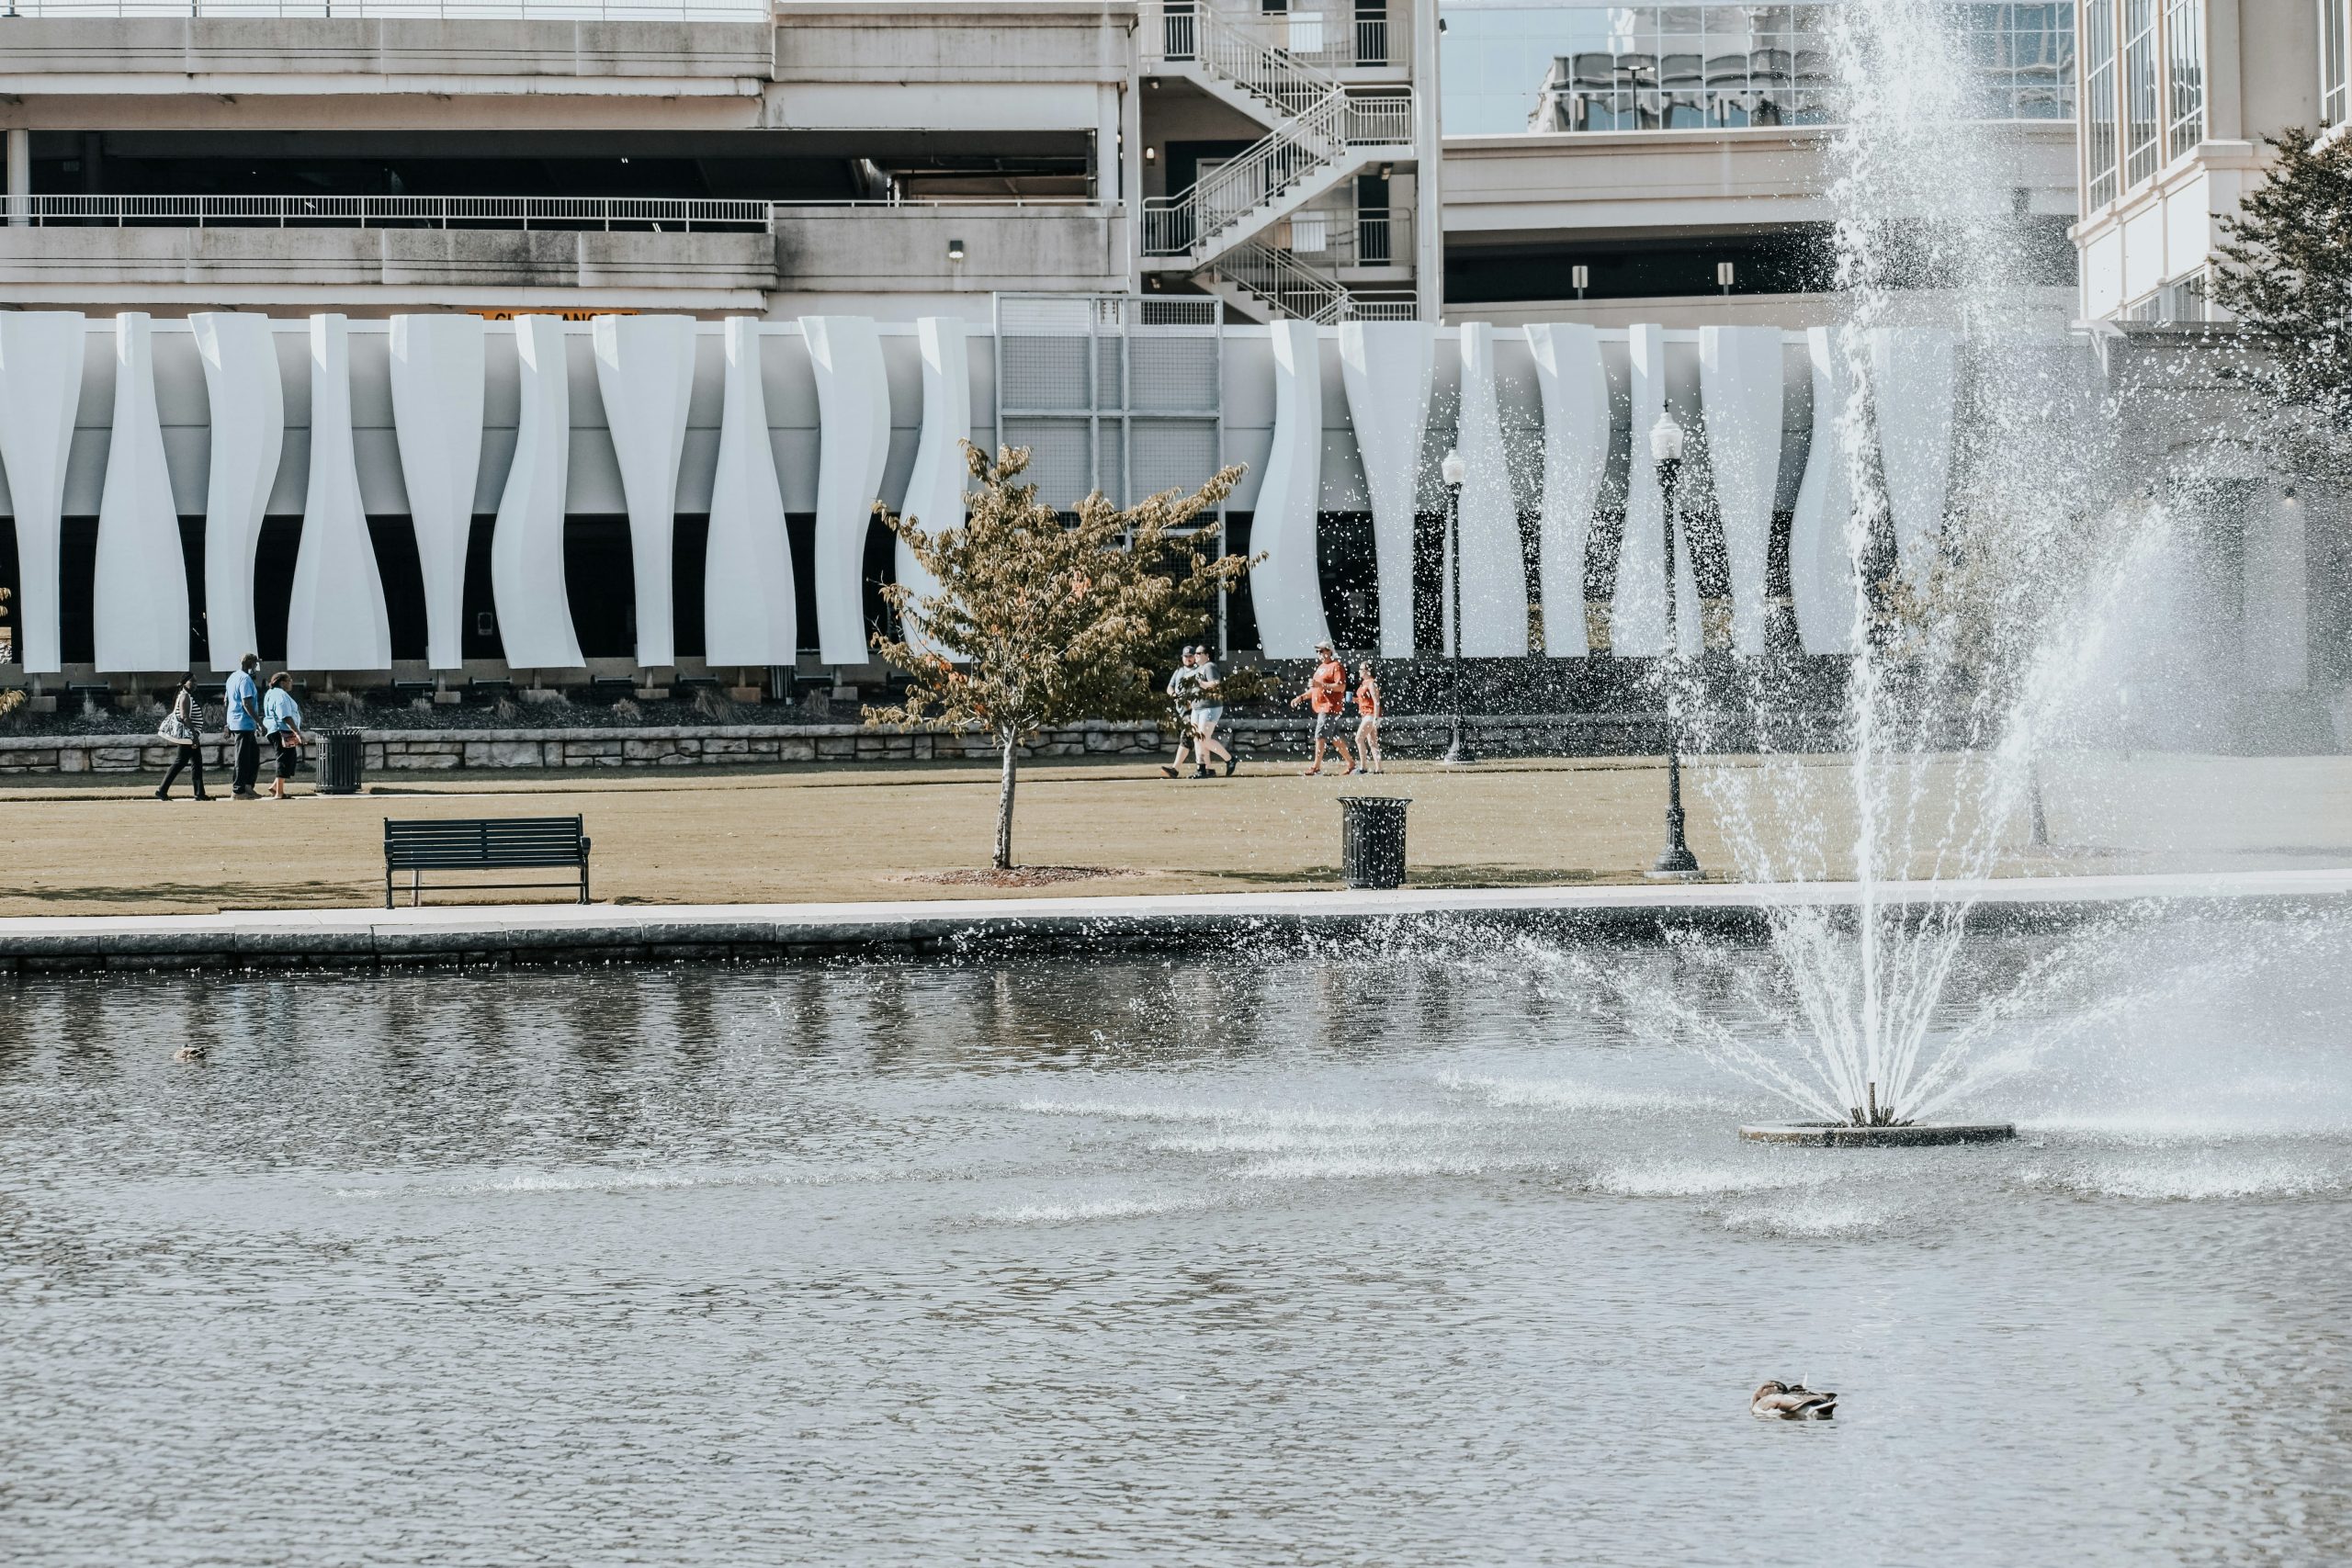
[6,913,2351,1566]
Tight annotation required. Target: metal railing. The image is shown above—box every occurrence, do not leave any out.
[0,0,764,17]
[1139,92,1411,258]
[1148,1,1402,78]
[4,194,1106,231]
[1271,202,1410,271]
[1148,0,1339,118]
[1213,238,1413,323]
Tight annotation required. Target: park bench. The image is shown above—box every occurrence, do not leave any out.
[383,815,591,908]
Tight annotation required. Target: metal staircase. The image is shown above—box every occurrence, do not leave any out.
[1143,2,1416,321]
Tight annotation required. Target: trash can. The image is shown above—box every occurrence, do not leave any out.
[315,728,365,795]
[1338,795,1411,889]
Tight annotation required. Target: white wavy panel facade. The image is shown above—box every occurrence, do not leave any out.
[1525,322,1608,657]
[704,318,796,667]
[1870,325,1958,590]
[896,317,971,660]
[1790,325,1859,655]
[1453,323,1529,656]
[592,313,695,669]
[803,315,890,665]
[1611,323,1700,657]
[1250,320,1331,659]
[1336,320,1433,657]
[287,314,392,671]
[0,311,86,674]
[192,313,285,672]
[93,313,190,672]
[491,315,583,671]
[1700,326,1786,656]
[389,313,486,672]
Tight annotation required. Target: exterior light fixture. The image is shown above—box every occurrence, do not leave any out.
[1438,447,1472,765]
[1378,162,1394,179]
[1717,259,1735,295]
[946,237,966,262]
[1649,412,1686,463]
[1571,263,1589,299]
[1145,145,1158,163]
[1440,447,1466,487]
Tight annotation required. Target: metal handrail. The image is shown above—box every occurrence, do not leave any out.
[0,0,763,17]
[1139,92,1412,259]
[1215,238,1415,324]
[1147,1,1399,80]
[1146,0,1340,118]
[5,194,1109,230]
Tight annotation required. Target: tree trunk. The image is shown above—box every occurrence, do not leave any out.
[995,736,1017,870]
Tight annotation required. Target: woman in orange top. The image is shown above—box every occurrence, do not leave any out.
[1287,639,1357,775]
[1352,661,1385,774]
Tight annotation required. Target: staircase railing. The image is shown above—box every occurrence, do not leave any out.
[1148,1,1340,118]
[1214,239,1419,323]
[1139,91,1413,259]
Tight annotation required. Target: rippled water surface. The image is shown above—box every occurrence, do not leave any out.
[6,916,2352,1565]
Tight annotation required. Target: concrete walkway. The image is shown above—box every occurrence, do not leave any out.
[2,867,2345,970]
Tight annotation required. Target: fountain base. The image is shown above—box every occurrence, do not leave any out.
[1739,1122,2017,1147]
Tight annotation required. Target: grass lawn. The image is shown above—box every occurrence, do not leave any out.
[0,750,2346,917]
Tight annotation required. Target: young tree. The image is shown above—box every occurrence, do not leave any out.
[867,443,1250,872]
[2211,127,2352,476]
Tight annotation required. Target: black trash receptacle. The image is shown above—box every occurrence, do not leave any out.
[316,728,365,795]
[1338,795,1411,889]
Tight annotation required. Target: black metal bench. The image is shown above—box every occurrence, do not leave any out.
[383,815,592,908]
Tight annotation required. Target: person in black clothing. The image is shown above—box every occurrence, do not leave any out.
[154,675,212,801]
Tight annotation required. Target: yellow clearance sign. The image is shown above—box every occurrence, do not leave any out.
[471,309,639,321]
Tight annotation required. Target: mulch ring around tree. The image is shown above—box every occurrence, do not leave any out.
[891,866,1138,888]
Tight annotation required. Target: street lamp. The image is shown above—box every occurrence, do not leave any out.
[1646,412,1702,879]
[1439,446,1476,766]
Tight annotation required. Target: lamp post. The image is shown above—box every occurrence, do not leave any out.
[1439,446,1475,765]
[1646,412,1701,879]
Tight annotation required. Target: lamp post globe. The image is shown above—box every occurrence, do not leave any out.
[1646,412,1702,880]
[1438,447,1475,766]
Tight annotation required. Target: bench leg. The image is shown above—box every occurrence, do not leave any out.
[385,871,392,911]
[580,861,590,905]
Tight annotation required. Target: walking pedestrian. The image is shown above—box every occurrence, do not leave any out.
[153,674,212,801]
[225,652,264,798]
[1160,646,1200,778]
[1353,660,1385,774]
[262,671,306,800]
[1187,646,1237,778]
[1288,639,1356,776]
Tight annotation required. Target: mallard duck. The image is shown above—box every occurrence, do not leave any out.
[1751,1380,1837,1420]
[174,1043,209,1064]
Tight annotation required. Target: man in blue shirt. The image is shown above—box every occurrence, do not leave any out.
[223,652,263,799]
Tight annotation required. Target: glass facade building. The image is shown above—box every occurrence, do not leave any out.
[1441,2,2074,137]
[2077,0,2208,216]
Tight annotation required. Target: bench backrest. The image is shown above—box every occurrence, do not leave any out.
[385,816,586,868]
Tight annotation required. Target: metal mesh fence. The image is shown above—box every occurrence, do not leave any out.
[993,294,1222,511]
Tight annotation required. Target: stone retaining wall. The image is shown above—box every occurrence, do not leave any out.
[0,716,1690,776]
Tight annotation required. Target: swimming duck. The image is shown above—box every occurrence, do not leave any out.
[1751,1380,1837,1420]
[174,1043,209,1064]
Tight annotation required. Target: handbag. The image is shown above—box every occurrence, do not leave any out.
[158,710,196,745]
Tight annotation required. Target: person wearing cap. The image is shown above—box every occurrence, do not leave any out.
[1186,644,1237,778]
[1160,646,1201,778]
[1288,639,1356,776]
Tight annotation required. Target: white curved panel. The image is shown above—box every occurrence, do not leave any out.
[803,315,890,665]
[287,314,392,671]
[192,313,285,672]
[390,313,486,673]
[1870,326,1959,589]
[1790,326,1859,656]
[491,315,583,671]
[1700,325,1786,656]
[0,311,86,674]
[897,316,971,660]
[704,318,796,668]
[1453,323,1529,657]
[1250,320,1330,659]
[592,313,695,668]
[1525,321,1608,658]
[1337,320,1433,657]
[94,313,190,673]
[1611,324,1666,655]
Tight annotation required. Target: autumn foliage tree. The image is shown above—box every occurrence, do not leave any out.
[867,443,1250,871]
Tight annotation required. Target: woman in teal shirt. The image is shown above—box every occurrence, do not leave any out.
[262,672,306,800]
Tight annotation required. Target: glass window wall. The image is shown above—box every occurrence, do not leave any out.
[2325,0,2350,129]
[2084,0,2119,209]
[2165,0,2202,159]
[1443,2,2075,136]
[2121,0,2160,185]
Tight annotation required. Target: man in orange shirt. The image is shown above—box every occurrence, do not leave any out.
[1287,639,1357,776]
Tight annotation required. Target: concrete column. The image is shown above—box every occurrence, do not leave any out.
[6,130,28,227]
[1411,0,1442,323]
[1120,79,1143,294]
[1095,82,1121,209]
